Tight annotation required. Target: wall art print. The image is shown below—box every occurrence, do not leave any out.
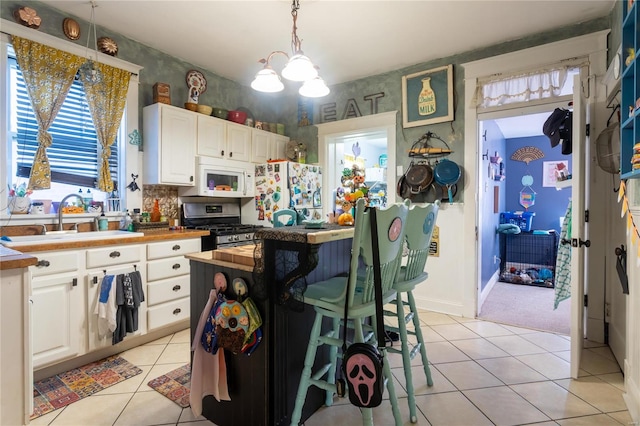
[402,64,453,128]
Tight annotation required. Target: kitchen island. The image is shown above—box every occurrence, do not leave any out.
[186,224,354,426]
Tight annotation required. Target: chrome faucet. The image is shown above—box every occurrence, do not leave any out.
[57,194,84,231]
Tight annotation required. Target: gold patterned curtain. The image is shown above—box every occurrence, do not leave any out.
[11,36,84,190]
[82,62,131,193]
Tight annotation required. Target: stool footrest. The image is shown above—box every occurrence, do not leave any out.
[409,342,421,360]
[311,363,333,382]
[318,334,342,347]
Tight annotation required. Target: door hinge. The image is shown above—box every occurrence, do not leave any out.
[585,123,590,137]
[584,209,589,223]
[584,294,588,307]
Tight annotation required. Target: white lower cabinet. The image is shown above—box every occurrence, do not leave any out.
[30,250,84,369]
[28,237,200,372]
[146,238,199,331]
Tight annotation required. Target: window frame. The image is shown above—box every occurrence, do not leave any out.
[0,19,142,220]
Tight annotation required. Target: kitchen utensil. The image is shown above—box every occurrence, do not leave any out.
[228,110,248,124]
[433,159,461,204]
[396,171,413,200]
[405,162,433,195]
[212,107,228,119]
[424,182,458,203]
[196,104,213,115]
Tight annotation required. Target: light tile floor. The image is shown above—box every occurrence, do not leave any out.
[30,310,632,426]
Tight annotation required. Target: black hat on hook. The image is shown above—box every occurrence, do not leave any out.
[543,108,572,153]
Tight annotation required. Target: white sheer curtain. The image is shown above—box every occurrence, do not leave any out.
[474,66,572,108]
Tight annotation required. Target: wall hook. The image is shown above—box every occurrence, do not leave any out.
[482,149,489,160]
[482,130,487,141]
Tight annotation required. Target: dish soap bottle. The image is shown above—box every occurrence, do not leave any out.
[151,199,161,222]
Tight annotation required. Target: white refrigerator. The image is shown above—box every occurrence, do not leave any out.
[252,161,322,226]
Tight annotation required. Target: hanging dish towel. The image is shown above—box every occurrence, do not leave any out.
[554,200,572,309]
[190,289,230,417]
[94,274,117,337]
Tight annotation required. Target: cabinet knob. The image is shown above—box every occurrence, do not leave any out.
[172,244,181,251]
[172,263,181,270]
[36,260,50,267]
[173,308,181,315]
[221,150,225,156]
[109,251,121,258]
[172,285,181,291]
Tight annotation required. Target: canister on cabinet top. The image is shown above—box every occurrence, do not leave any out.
[153,83,171,105]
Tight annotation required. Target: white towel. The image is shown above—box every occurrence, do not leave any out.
[190,289,230,417]
[94,275,117,336]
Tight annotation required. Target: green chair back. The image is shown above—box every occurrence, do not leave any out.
[273,208,297,227]
[401,201,440,282]
[347,198,410,307]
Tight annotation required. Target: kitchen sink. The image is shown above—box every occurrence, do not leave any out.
[0,230,144,247]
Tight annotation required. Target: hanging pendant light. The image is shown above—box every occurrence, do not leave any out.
[79,1,102,84]
[251,0,329,97]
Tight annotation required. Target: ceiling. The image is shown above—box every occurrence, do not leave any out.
[37,0,616,89]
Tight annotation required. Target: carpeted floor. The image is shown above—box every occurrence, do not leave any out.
[147,363,191,408]
[31,355,142,419]
[479,281,571,335]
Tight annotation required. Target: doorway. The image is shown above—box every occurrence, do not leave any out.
[477,108,573,335]
[317,111,398,217]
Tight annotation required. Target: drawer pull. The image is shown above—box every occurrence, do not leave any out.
[36,260,50,267]
[109,251,121,258]
[72,278,78,287]
[172,263,181,270]
[221,150,224,156]
[92,276,98,285]
[172,285,181,291]
[172,244,181,251]
[173,308,181,315]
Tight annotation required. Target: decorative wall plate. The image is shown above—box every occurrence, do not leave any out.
[186,70,207,93]
[98,36,118,56]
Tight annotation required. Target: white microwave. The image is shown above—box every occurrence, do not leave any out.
[179,157,254,197]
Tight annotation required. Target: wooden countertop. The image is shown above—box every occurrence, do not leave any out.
[185,250,254,272]
[0,229,209,253]
[0,246,38,270]
[254,224,354,244]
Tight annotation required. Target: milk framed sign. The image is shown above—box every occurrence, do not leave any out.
[402,65,453,128]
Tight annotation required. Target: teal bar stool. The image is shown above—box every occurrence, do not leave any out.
[387,201,440,423]
[273,208,297,227]
[290,198,408,426]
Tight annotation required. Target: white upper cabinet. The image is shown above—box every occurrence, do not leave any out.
[251,131,289,163]
[197,115,251,162]
[143,103,196,186]
[197,115,226,159]
[225,121,251,162]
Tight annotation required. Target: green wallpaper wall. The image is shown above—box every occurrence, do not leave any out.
[1,1,615,175]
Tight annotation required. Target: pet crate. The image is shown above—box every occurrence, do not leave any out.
[499,232,559,288]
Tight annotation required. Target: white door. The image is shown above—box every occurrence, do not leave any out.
[570,74,589,379]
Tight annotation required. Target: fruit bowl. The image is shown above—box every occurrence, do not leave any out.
[228,110,248,124]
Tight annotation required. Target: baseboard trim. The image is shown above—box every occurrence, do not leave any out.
[413,296,466,318]
[624,359,639,423]
[478,269,500,316]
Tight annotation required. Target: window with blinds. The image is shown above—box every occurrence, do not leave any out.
[8,52,118,189]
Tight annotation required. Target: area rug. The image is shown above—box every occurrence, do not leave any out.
[479,281,571,335]
[31,355,142,419]
[147,363,191,408]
